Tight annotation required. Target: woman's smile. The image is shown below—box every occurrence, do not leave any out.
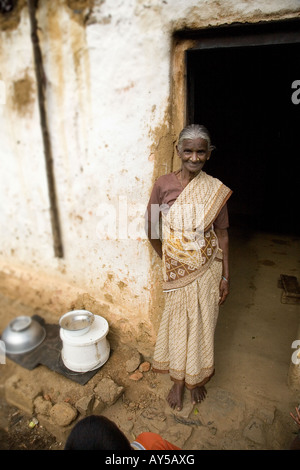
[187,160,203,166]
[186,161,203,171]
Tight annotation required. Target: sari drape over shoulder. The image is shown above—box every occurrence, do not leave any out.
[152,171,232,388]
[162,171,232,291]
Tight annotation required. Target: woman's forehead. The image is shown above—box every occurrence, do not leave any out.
[181,137,208,148]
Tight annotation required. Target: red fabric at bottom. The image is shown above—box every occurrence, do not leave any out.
[134,432,181,450]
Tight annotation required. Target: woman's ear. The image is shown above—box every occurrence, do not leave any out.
[176,145,181,158]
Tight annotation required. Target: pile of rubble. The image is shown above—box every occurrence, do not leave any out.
[4,351,152,444]
[5,374,124,442]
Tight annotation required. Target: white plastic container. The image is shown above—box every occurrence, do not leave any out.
[60,314,110,372]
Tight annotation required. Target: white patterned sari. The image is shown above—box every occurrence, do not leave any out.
[152,171,232,388]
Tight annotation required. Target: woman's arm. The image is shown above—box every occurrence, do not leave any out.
[146,221,163,259]
[145,181,163,259]
[215,227,229,305]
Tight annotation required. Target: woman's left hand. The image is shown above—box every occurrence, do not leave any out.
[290,406,300,427]
[219,278,229,305]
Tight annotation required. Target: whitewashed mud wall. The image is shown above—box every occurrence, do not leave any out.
[0,0,299,350]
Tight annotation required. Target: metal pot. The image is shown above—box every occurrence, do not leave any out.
[1,316,46,354]
[60,314,110,373]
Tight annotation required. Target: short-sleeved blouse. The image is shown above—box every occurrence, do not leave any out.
[146,172,229,229]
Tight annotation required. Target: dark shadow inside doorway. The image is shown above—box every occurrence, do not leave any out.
[186,31,300,236]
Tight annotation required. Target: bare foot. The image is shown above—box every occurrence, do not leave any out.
[190,385,207,405]
[167,382,185,411]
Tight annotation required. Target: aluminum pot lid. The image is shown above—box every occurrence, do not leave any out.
[60,314,109,345]
[59,310,94,332]
[10,316,32,332]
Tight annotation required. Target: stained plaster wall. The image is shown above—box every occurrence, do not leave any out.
[0,0,299,350]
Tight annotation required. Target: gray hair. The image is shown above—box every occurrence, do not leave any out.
[177,124,214,152]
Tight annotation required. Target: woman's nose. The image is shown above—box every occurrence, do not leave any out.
[190,152,198,161]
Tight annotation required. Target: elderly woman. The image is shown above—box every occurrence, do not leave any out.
[146,124,232,411]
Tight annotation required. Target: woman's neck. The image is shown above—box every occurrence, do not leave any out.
[181,167,201,182]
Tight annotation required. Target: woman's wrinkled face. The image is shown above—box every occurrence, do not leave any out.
[177,137,211,174]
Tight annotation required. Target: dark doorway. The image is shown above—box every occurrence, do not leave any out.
[186,22,300,235]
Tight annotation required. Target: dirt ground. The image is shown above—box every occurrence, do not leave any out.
[0,226,300,451]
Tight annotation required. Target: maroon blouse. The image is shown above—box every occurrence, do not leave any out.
[146,172,229,229]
